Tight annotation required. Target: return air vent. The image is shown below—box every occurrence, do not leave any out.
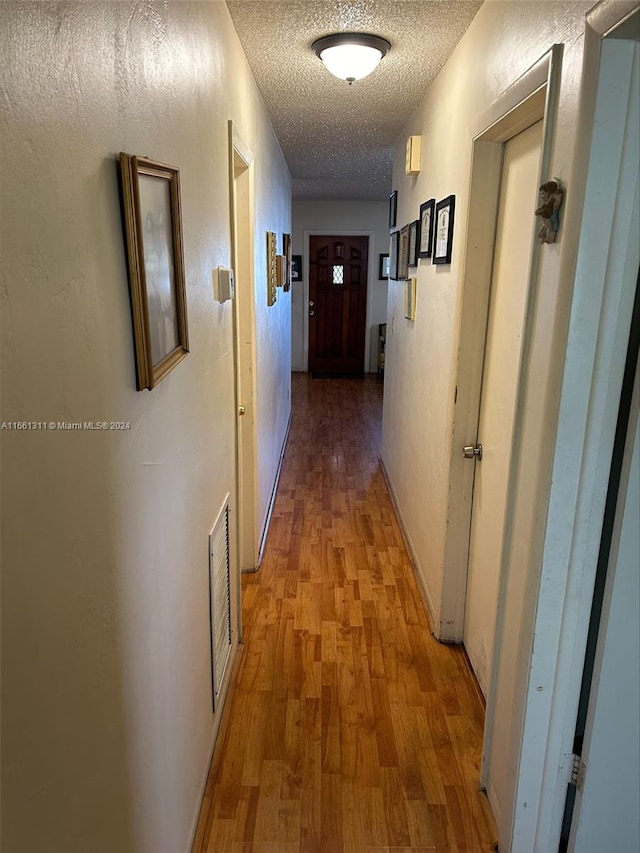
[209,497,232,712]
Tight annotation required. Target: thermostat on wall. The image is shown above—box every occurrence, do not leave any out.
[213,266,235,302]
[405,135,422,176]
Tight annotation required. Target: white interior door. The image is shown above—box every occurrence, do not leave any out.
[232,149,259,574]
[463,120,543,697]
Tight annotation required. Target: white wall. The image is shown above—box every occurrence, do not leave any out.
[0,3,291,852]
[291,200,389,372]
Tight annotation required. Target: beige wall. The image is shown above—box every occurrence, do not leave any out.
[0,2,291,851]
[291,200,389,372]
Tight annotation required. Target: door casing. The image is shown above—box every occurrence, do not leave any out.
[511,9,640,850]
[438,46,562,848]
[228,122,259,608]
[441,49,561,645]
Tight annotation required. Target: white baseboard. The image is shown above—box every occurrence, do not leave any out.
[255,408,292,570]
[379,456,440,635]
[186,643,241,852]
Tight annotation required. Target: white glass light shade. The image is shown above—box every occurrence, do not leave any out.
[319,44,383,82]
[312,34,390,84]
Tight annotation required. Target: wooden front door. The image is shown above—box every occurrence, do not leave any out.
[309,235,368,375]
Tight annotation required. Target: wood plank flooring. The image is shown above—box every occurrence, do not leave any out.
[194,374,497,852]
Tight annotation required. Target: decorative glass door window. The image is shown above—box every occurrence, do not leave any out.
[332,264,344,285]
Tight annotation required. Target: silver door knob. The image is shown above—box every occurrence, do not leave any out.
[463,443,482,460]
[309,310,315,316]
[309,300,314,307]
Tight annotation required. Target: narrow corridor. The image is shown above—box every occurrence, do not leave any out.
[195,374,497,852]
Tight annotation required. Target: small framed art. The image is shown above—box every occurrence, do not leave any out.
[389,190,398,229]
[433,195,456,265]
[267,231,278,305]
[378,253,390,280]
[408,219,420,267]
[282,233,292,291]
[418,198,435,259]
[291,254,302,282]
[389,231,399,280]
[119,153,189,391]
[276,255,287,288]
[398,224,410,280]
[404,277,417,321]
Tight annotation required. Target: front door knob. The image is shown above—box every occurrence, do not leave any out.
[463,443,482,460]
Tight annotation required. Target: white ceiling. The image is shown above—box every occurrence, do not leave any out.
[225,1,483,201]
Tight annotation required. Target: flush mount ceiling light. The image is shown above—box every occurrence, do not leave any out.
[312,33,391,85]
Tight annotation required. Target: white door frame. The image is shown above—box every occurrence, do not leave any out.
[441,47,564,843]
[303,229,376,373]
[228,121,259,635]
[511,4,640,850]
[440,47,563,647]
[567,349,639,850]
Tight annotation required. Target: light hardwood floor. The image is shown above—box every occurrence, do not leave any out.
[194,374,497,853]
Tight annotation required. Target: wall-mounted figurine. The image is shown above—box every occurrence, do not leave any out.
[535,179,564,244]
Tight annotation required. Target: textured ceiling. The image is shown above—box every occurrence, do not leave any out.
[225,0,483,201]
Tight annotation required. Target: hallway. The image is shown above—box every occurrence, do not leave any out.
[195,374,497,852]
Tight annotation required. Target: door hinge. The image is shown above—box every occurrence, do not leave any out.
[570,754,586,790]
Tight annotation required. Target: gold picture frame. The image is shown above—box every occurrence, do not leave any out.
[398,224,410,280]
[119,153,189,390]
[389,231,399,280]
[404,276,417,321]
[267,231,278,306]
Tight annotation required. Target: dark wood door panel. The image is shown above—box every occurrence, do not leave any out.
[309,235,369,376]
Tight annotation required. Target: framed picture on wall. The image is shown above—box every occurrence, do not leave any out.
[398,224,410,280]
[266,231,278,305]
[433,195,456,265]
[389,190,398,229]
[119,153,189,391]
[408,219,420,267]
[404,276,417,321]
[276,254,287,288]
[291,254,302,282]
[418,198,435,258]
[378,253,390,280]
[282,233,292,291]
[389,231,399,280]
